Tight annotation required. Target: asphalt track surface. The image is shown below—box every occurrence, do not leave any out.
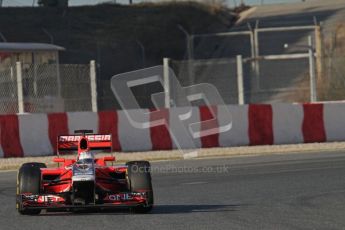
[1,151,345,230]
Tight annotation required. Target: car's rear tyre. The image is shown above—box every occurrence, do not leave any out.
[126,161,153,213]
[17,162,46,215]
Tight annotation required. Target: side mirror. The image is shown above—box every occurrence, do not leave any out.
[103,156,115,162]
[53,157,65,163]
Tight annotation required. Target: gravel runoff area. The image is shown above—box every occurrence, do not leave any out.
[1,142,345,170]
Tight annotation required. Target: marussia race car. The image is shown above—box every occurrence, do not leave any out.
[16,130,153,215]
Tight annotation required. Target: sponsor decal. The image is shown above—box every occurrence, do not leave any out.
[22,194,38,201]
[106,192,145,201]
[59,135,111,142]
[37,195,64,203]
[22,194,64,203]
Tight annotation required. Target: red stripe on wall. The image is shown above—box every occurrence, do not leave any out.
[98,111,121,151]
[150,109,172,150]
[0,115,24,157]
[248,104,274,145]
[302,103,326,143]
[199,106,219,148]
[48,113,69,154]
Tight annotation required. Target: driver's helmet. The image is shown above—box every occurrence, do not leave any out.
[78,151,94,161]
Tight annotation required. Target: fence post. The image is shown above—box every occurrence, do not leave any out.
[163,58,170,108]
[315,24,323,81]
[308,36,317,102]
[248,23,256,73]
[254,26,259,59]
[16,62,24,114]
[254,21,260,89]
[90,60,98,112]
[237,55,245,105]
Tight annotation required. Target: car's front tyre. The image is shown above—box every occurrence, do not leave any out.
[126,161,154,213]
[17,162,46,215]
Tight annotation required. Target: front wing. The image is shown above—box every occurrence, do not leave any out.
[17,192,149,211]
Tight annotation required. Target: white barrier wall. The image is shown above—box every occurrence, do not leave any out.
[18,113,53,156]
[219,105,249,147]
[118,109,152,152]
[0,103,343,158]
[272,103,304,145]
[324,103,345,142]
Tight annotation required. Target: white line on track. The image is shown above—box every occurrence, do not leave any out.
[181,181,208,185]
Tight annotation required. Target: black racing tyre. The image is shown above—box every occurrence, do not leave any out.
[17,162,46,215]
[21,162,47,169]
[126,161,154,213]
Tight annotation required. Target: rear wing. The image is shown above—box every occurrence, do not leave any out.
[57,134,112,154]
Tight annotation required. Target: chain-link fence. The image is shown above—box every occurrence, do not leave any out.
[21,63,61,113]
[0,63,92,114]
[170,59,239,105]
[141,24,318,107]
[317,22,345,102]
[244,57,310,103]
[1,23,344,113]
[0,64,18,114]
[60,64,92,112]
[95,22,345,109]
[166,32,345,107]
[193,31,253,59]
[166,55,311,106]
[322,55,345,100]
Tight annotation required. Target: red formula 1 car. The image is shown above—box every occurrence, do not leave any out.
[16,130,153,215]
